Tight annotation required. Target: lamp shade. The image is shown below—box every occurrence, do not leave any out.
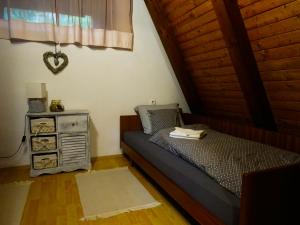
[26,83,47,99]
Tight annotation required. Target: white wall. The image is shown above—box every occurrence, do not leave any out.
[0,0,189,168]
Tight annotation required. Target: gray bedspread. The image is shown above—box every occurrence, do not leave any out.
[149,125,300,197]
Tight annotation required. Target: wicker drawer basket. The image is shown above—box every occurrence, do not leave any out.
[31,136,57,152]
[30,117,55,134]
[32,153,58,170]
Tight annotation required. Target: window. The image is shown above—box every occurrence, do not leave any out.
[0,0,133,49]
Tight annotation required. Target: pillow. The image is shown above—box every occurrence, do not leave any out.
[134,103,180,134]
[148,108,180,134]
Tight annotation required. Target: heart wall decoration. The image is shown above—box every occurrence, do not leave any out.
[43,51,69,74]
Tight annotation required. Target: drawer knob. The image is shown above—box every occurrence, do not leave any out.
[72,123,75,126]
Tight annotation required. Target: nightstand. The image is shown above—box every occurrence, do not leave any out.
[26,110,91,177]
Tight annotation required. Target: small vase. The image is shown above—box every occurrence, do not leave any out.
[50,100,64,112]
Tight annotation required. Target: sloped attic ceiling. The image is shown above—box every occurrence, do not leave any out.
[144,0,300,135]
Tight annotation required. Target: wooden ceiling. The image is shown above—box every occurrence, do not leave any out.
[144,0,300,135]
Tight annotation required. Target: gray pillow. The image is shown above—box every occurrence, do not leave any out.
[148,108,181,135]
[134,103,180,134]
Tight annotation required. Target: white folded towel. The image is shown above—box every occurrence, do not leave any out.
[175,127,203,135]
[170,130,201,138]
[169,134,200,140]
[169,127,206,139]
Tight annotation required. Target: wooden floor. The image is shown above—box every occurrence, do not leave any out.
[0,155,194,225]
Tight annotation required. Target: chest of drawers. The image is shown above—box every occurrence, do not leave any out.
[26,110,91,177]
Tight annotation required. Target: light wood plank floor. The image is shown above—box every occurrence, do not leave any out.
[0,155,195,225]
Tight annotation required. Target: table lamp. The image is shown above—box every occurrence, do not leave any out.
[26,83,47,113]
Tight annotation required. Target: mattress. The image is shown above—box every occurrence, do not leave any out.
[123,131,240,225]
[149,126,300,197]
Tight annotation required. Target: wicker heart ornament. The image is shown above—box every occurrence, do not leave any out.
[43,51,69,74]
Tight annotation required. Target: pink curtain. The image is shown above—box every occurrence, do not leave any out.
[0,0,133,49]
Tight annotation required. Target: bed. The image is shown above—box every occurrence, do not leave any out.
[120,114,300,225]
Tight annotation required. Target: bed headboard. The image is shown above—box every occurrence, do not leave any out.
[181,114,300,154]
[120,114,300,154]
[120,115,143,143]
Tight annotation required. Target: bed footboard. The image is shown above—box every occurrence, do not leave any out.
[240,163,300,225]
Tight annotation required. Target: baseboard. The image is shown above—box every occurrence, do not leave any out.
[0,164,30,171]
[91,154,124,163]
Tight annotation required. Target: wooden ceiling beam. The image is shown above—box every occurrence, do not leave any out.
[211,0,277,130]
[144,0,202,113]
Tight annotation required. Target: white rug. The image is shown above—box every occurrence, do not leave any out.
[75,167,160,220]
[0,181,31,225]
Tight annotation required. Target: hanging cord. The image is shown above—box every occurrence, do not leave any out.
[52,0,61,66]
[54,44,60,66]
[52,0,60,52]
[0,115,26,159]
[54,0,60,44]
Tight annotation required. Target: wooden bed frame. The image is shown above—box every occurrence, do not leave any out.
[120,114,299,225]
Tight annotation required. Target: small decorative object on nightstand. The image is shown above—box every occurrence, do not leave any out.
[26,110,91,177]
[50,100,64,112]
